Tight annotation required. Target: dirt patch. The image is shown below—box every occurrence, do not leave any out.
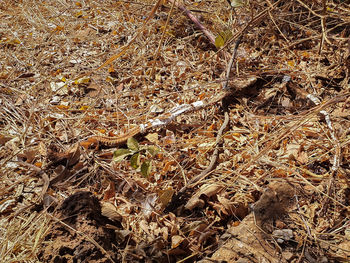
[38,192,120,263]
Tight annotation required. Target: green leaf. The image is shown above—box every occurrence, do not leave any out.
[141,160,152,178]
[215,30,232,48]
[113,148,132,162]
[130,153,140,169]
[146,145,159,156]
[127,137,139,151]
[215,35,225,49]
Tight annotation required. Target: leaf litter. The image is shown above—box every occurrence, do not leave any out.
[1,0,350,262]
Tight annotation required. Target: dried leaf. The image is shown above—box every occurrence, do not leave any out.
[67,143,81,167]
[103,181,116,200]
[158,188,174,207]
[73,76,90,85]
[199,183,223,197]
[145,133,158,143]
[115,229,131,243]
[171,235,184,249]
[101,201,122,222]
[0,198,16,215]
[198,230,216,246]
[141,193,157,218]
[185,197,205,210]
[150,104,164,113]
[162,130,176,145]
[185,184,223,210]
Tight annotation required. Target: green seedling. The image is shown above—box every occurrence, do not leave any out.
[113,137,159,178]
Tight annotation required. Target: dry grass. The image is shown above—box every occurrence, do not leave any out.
[1,0,350,262]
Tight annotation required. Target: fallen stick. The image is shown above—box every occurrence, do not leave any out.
[168,0,216,45]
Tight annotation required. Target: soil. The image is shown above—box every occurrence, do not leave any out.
[38,192,120,263]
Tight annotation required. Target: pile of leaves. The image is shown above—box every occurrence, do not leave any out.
[1,0,350,262]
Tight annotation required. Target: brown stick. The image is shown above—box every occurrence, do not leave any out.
[168,0,216,45]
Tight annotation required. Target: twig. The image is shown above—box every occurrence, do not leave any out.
[168,0,216,45]
[295,195,312,239]
[184,110,230,188]
[18,161,50,201]
[223,36,242,90]
[165,108,230,211]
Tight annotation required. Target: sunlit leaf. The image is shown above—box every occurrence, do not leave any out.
[145,133,158,143]
[74,11,83,18]
[230,0,244,8]
[215,30,232,48]
[97,128,106,134]
[79,105,89,111]
[130,153,140,169]
[215,35,225,49]
[113,148,132,162]
[158,187,174,207]
[287,60,295,67]
[34,162,43,168]
[141,160,152,178]
[106,76,118,84]
[56,105,69,110]
[74,76,90,85]
[171,235,184,249]
[127,137,139,151]
[101,201,122,221]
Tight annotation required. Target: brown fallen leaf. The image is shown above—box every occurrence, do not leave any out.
[171,235,184,249]
[101,201,122,222]
[185,183,224,210]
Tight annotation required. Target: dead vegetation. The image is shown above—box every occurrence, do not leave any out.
[1,0,350,262]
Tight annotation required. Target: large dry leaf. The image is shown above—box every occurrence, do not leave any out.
[101,201,122,222]
[185,184,223,210]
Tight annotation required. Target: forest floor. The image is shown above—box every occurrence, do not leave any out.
[1,0,350,262]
